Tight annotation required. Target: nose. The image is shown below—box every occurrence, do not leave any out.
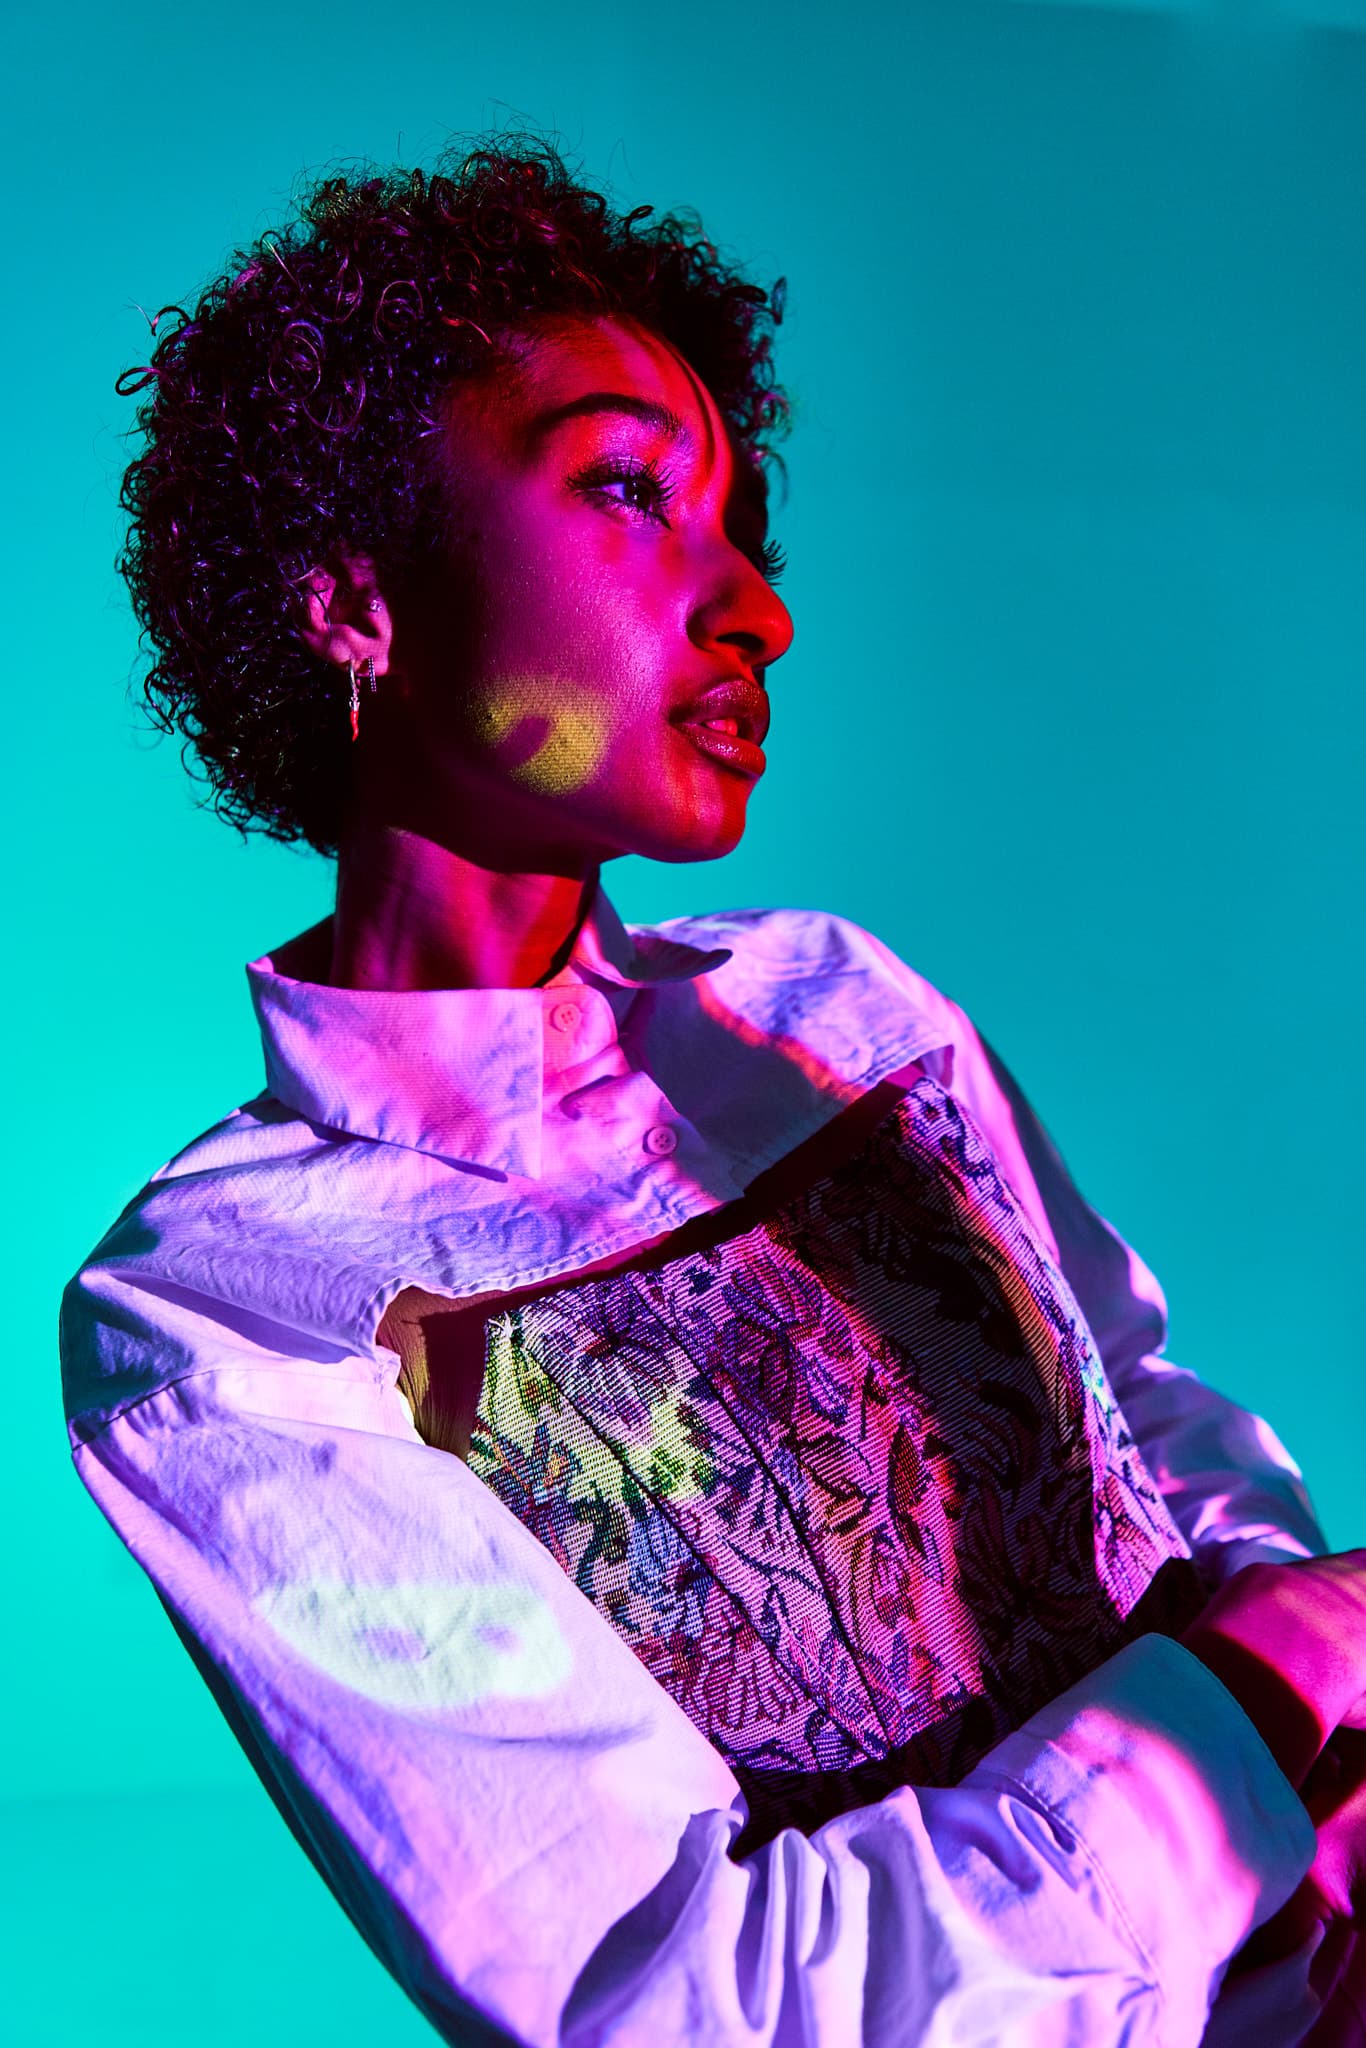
[687,548,795,677]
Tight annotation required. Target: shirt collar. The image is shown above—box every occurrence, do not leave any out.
[559,887,732,989]
[245,883,731,1174]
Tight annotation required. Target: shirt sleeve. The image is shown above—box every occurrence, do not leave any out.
[62,1262,1313,2048]
[934,1003,1327,1582]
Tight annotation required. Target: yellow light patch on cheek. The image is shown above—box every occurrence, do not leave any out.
[471,677,612,798]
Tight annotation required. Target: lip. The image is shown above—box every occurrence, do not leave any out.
[670,677,771,779]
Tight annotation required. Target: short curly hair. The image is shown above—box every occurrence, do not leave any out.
[118,135,791,858]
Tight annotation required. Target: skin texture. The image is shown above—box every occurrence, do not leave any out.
[300,314,792,992]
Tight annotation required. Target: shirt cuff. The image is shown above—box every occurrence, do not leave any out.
[966,1632,1316,2048]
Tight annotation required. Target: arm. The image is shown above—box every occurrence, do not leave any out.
[938,1008,1327,1582]
[62,1263,1312,2047]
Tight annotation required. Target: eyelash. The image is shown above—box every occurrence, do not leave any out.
[569,454,679,529]
[569,455,787,586]
[757,538,788,586]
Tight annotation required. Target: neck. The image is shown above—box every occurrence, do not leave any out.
[331,824,596,991]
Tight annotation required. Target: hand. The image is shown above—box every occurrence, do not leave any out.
[1237,1730,1366,2045]
[1303,1940,1366,2048]
[1181,1552,1366,1791]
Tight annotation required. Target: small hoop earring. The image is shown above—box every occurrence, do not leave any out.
[347,656,378,742]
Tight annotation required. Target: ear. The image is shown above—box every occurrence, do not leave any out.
[298,550,394,677]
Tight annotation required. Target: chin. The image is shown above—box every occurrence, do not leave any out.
[635,795,752,866]
[650,834,743,867]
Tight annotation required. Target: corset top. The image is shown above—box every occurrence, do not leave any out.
[385,1074,1199,1849]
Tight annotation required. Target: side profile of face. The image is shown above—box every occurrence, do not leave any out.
[351,314,795,872]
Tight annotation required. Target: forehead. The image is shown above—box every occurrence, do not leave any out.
[513,315,722,445]
[453,314,766,512]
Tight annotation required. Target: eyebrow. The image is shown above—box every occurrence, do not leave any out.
[525,391,694,447]
[526,387,771,542]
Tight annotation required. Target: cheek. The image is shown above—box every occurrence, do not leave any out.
[419,520,675,801]
[465,672,617,798]
[507,525,672,670]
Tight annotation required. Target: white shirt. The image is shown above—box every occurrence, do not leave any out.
[61,889,1325,2046]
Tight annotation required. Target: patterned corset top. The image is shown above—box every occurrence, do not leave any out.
[394,1075,1201,1849]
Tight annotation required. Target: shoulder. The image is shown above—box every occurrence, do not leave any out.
[641,902,929,987]
[642,903,1046,1200]
[638,901,970,1046]
[144,1090,331,1184]
[59,1092,387,1438]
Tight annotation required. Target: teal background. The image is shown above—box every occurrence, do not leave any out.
[9,1,1364,2039]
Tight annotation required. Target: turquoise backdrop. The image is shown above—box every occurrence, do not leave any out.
[9,2,1364,2040]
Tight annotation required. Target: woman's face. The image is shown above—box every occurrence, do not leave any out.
[377,314,794,871]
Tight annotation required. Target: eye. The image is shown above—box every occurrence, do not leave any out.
[570,455,676,526]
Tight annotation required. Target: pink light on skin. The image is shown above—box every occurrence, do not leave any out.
[298,315,793,996]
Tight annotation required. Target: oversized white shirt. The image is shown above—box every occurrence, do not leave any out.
[61,889,1326,2046]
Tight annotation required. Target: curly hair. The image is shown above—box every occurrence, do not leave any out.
[118,135,791,857]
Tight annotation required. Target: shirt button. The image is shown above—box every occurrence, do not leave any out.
[548,1000,580,1034]
[643,1124,678,1158]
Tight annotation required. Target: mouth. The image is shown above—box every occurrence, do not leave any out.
[670,677,770,780]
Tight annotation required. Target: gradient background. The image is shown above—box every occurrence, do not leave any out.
[9,1,1364,2039]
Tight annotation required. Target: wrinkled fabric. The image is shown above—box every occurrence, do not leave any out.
[60,889,1325,2045]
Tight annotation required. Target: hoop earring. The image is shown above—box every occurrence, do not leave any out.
[348,656,378,742]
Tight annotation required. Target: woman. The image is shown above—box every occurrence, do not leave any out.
[63,139,1366,2044]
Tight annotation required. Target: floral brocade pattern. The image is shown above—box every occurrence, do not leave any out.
[467,1075,1200,1848]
